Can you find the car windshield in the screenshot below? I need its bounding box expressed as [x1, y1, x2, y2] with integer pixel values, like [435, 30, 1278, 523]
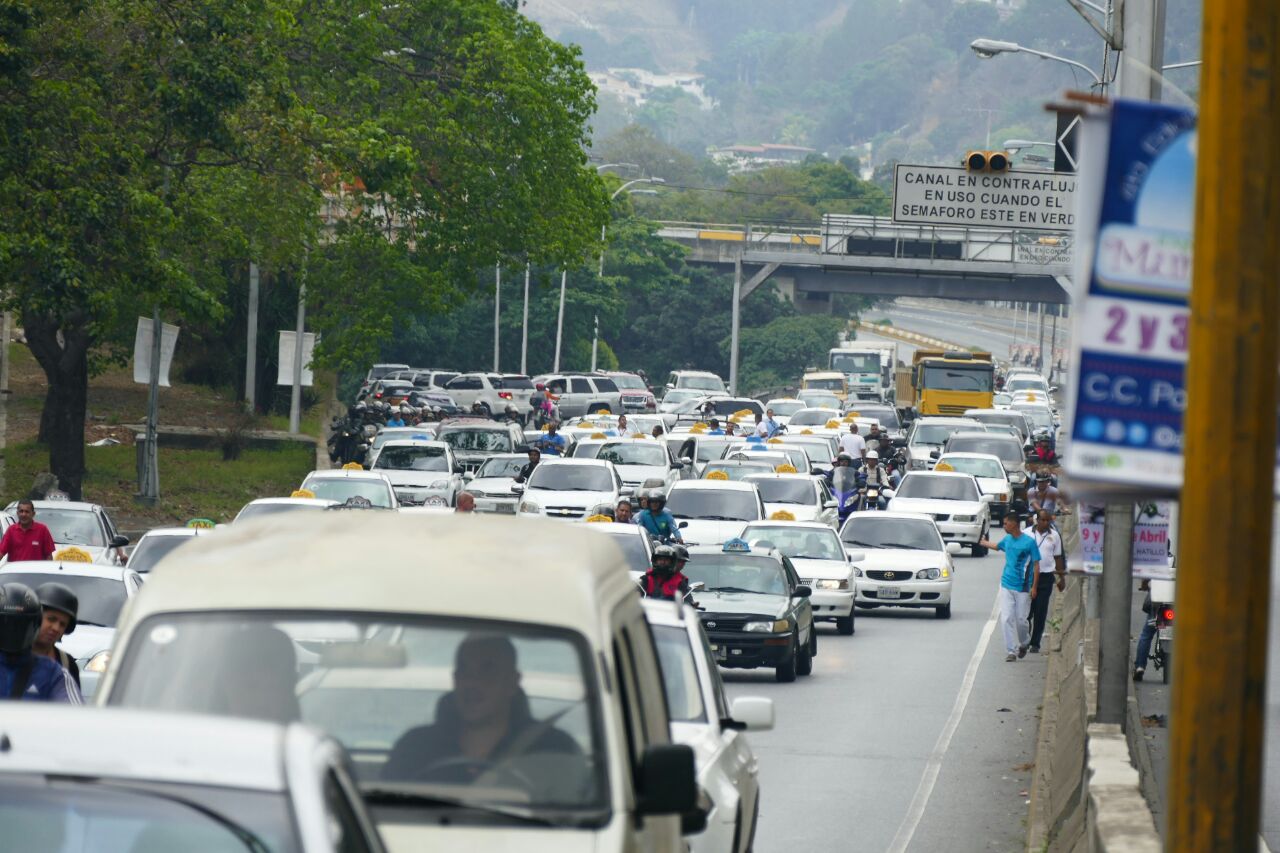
[946, 436, 1022, 465]
[730, 447, 808, 471]
[683, 553, 788, 595]
[302, 477, 394, 508]
[921, 365, 994, 392]
[662, 389, 703, 404]
[373, 446, 450, 472]
[0, 778, 301, 853]
[108, 613, 609, 825]
[897, 475, 980, 502]
[937, 457, 1006, 479]
[804, 378, 845, 391]
[850, 406, 900, 429]
[592, 528, 650, 574]
[798, 393, 841, 409]
[704, 399, 762, 417]
[611, 375, 646, 390]
[0, 574, 125, 626]
[597, 443, 667, 467]
[369, 365, 403, 380]
[694, 438, 734, 463]
[528, 464, 614, 492]
[35, 509, 106, 547]
[701, 462, 773, 481]
[680, 376, 724, 392]
[1016, 407, 1055, 429]
[787, 440, 834, 464]
[127, 535, 196, 573]
[830, 353, 881, 373]
[475, 457, 525, 478]
[841, 517, 943, 551]
[1007, 377, 1047, 392]
[667, 488, 760, 521]
[374, 429, 433, 450]
[970, 413, 1028, 437]
[789, 409, 840, 426]
[745, 477, 814, 505]
[766, 401, 805, 416]
[993, 393, 1013, 406]
[745, 526, 843, 561]
[235, 502, 330, 522]
[911, 423, 978, 446]
[651, 625, 706, 724]
[438, 429, 512, 452]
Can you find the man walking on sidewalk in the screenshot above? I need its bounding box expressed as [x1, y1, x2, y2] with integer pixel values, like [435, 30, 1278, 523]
[980, 514, 1039, 661]
[1027, 510, 1066, 653]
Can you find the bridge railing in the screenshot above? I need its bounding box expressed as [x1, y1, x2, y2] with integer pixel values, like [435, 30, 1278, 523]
[656, 216, 1073, 269]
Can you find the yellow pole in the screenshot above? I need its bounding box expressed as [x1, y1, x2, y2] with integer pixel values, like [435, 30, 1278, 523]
[1167, 0, 1280, 847]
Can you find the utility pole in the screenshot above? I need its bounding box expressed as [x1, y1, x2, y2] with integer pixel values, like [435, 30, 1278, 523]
[0, 310, 10, 394]
[245, 262, 259, 412]
[289, 259, 307, 435]
[1049, 310, 1059, 384]
[493, 264, 501, 372]
[553, 270, 566, 373]
[1167, 0, 1279, 846]
[1096, 503, 1134, 726]
[140, 308, 162, 502]
[590, 315, 599, 371]
[729, 256, 742, 396]
[520, 264, 529, 375]
[1036, 303, 1046, 373]
[1117, 0, 1167, 100]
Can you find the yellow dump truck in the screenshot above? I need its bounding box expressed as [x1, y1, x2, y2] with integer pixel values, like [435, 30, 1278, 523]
[897, 350, 994, 416]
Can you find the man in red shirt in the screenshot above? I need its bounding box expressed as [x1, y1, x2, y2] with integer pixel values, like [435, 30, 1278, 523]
[0, 501, 56, 561]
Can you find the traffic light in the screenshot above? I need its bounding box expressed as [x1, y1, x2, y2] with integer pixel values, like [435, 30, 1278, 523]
[963, 150, 1011, 172]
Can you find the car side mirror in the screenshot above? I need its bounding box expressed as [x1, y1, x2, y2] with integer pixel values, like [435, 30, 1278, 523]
[680, 456, 693, 466]
[893, 437, 908, 447]
[793, 584, 812, 598]
[511, 482, 525, 494]
[636, 744, 697, 816]
[845, 550, 865, 562]
[462, 471, 474, 481]
[882, 489, 896, 500]
[823, 500, 838, 509]
[678, 521, 689, 529]
[110, 534, 129, 548]
[724, 696, 775, 733]
[980, 494, 996, 503]
[452, 464, 465, 474]
[946, 542, 964, 555]
[689, 581, 706, 593]
[929, 449, 940, 459]
[1049, 386, 1058, 394]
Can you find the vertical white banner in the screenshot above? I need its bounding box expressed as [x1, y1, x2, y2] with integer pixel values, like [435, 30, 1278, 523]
[277, 331, 316, 386]
[132, 318, 180, 387]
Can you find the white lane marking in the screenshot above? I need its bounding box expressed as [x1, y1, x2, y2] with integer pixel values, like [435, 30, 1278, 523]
[886, 594, 1001, 853]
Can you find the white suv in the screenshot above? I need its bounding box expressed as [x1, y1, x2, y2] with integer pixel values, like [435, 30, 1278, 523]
[665, 370, 726, 395]
[444, 372, 524, 417]
[535, 374, 623, 418]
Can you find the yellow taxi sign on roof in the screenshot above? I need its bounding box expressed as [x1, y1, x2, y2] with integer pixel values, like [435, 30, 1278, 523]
[586, 514, 613, 523]
[800, 429, 814, 435]
[578, 421, 596, 429]
[775, 464, 798, 474]
[186, 518, 216, 529]
[766, 437, 784, 444]
[595, 409, 611, 415]
[291, 489, 316, 499]
[934, 461, 955, 472]
[590, 432, 607, 439]
[341, 462, 364, 470]
[825, 420, 841, 429]
[54, 547, 92, 563]
[706, 470, 729, 480]
[631, 433, 649, 439]
[769, 509, 797, 521]
[734, 409, 754, 418]
[541, 423, 551, 431]
[844, 412, 860, 420]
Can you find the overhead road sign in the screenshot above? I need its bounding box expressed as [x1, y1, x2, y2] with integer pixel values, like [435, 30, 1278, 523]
[892, 164, 1077, 231]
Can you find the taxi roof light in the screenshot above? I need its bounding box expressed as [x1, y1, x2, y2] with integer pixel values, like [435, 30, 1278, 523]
[722, 537, 752, 553]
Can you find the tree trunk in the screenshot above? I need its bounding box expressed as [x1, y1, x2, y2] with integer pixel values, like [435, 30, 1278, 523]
[22, 310, 90, 500]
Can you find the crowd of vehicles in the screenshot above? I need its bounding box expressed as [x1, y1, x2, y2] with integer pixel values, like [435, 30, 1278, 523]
[0, 352, 1067, 852]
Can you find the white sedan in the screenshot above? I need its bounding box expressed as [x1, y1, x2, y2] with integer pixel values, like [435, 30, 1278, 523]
[840, 511, 956, 618]
[464, 453, 526, 514]
[515, 458, 622, 521]
[934, 452, 1013, 521]
[742, 474, 838, 526]
[666, 480, 765, 546]
[300, 469, 399, 509]
[126, 527, 211, 573]
[643, 599, 772, 853]
[4, 500, 129, 566]
[369, 439, 464, 507]
[742, 521, 857, 634]
[886, 470, 993, 556]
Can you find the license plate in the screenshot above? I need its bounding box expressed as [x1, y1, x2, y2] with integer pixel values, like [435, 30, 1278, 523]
[1158, 627, 1174, 641]
[878, 586, 901, 599]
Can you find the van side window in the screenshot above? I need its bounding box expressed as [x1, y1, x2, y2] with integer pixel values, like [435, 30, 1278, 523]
[612, 635, 645, 780]
[624, 616, 672, 744]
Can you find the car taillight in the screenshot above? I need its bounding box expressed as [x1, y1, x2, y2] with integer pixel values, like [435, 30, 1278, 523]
[1161, 607, 1174, 622]
[498, 391, 513, 399]
[374, 392, 383, 398]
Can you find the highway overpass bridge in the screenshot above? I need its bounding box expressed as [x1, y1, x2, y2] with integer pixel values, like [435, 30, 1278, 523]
[657, 215, 1073, 311]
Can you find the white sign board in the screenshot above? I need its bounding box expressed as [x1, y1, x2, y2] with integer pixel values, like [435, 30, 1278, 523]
[1073, 501, 1175, 580]
[132, 318, 180, 387]
[892, 164, 1077, 231]
[277, 331, 316, 387]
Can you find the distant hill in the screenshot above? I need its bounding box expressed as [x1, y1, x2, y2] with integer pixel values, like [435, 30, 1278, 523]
[524, 0, 709, 71]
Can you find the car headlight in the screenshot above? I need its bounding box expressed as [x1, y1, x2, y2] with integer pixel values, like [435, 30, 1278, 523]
[743, 619, 790, 633]
[953, 515, 975, 522]
[915, 568, 943, 580]
[996, 493, 1009, 501]
[427, 479, 449, 490]
[816, 579, 850, 590]
[84, 650, 111, 673]
[519, 500, 541, 513]
[851, 567, 863, 577]
[909, 458, 926, 470]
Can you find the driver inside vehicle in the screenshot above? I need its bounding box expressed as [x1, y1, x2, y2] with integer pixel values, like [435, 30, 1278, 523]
[382, 633, 581, 785]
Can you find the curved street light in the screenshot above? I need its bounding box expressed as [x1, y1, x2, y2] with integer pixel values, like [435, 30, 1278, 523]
[970, 38, 1103, 86]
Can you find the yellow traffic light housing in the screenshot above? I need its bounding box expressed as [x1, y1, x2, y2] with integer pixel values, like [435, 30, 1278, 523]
[963, 150, 1011, 172]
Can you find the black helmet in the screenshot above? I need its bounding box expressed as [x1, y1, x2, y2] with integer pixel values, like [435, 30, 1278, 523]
[0, 583, 42, 654]
[652, 544, 678, 572]
[835, 452, 853, 466]
[648, 488, 667, 506]
[1036, 472, 1052, 483]
[673, 544, 690, 564]
[36, 582, 78, 635]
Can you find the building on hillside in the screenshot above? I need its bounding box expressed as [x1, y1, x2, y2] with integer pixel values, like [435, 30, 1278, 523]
[708, 144, 818, 174]
[589, 68, 716, 110]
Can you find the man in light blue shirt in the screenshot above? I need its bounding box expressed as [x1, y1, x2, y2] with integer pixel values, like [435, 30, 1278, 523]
[980, 514, 1040, 661]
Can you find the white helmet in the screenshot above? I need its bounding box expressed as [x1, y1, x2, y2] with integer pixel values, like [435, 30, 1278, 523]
[866, 450, 879, 461]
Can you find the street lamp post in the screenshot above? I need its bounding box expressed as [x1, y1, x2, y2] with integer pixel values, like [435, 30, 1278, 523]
[970, 38, 1104, 87]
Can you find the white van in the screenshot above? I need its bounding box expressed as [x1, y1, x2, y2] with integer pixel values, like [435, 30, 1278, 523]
[98, 514, 698, 852]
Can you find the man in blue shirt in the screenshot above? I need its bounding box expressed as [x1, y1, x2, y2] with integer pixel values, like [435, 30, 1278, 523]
[536, 422, 566, 456]
[634, 490, 682, 543]
[980, 514, 1040, 661]
[705, 419, 724, 436]
[0, 582, 81, 703]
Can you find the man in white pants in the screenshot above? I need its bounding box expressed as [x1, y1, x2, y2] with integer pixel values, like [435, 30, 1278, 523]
[980, 513, 1039, 661]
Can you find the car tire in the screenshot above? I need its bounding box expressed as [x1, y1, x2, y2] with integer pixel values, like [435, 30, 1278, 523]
[810, 626, 818, 656]
[797, 633, 814, 676]
[935, 603, 952, 619]
[837, 613, 855, 635]
[775, 646, 798, 683]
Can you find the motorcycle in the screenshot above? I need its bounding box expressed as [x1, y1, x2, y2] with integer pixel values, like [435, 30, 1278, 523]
[1148, 579, 1175, 684]
[830, 466, 865, 526]
[328, 417, 367, 467]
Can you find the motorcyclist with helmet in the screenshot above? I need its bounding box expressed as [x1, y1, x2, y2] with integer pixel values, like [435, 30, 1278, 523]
[862, 450, 891, 508]
[640, 544, 692, 602]
[33, 583, 81, 690]
[1028, 431, 1059, 464]
[1028, 473, 1064, 515]
[0, 582, 81, 702]
[635, 488, 682, 543]
[824, 452, 855, 489]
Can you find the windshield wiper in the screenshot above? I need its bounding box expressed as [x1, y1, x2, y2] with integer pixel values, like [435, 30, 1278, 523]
[703, 586, 757, 594]
[878, 542, 924, 550]
[694, 514, 743, 521]
[361, 786, 570, 827]
[843, 539, 877, 547]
